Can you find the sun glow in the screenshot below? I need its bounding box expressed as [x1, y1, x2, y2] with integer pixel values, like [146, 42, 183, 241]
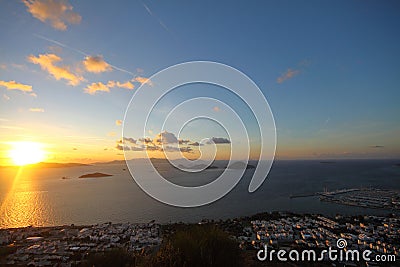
[9, 141, 46, 166]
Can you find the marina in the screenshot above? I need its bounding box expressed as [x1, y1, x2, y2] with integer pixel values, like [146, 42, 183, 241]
[290, 187, 400, 212]
[320, 188, 400, 211]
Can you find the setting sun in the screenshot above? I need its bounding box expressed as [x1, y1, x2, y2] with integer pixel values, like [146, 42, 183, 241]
[9, 142, 46, 166]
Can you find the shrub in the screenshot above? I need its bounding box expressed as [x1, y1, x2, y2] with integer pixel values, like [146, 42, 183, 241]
[150, 225, 242, 267]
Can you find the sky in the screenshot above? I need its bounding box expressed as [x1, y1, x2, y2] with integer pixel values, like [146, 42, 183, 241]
[0, 0, 399, 165]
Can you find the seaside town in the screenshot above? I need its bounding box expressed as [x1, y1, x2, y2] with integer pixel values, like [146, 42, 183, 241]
[1, 212, 399, 266]
[0, 222, 161, 266]
[244, 213, 399, 265]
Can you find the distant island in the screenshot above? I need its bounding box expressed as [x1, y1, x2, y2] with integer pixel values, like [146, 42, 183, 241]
[176, 162, 255, 171]
[78, 172, 113, 178]
[227, 161, 256, 169]
[177, 164, 218, 170]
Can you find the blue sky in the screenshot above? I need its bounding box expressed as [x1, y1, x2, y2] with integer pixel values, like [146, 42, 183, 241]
[0, 0, 399, 163]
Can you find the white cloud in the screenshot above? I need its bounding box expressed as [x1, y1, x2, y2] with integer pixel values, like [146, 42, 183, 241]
[0, 80, 32, 92]
[155, 131, 178, 144]
[29, 108, 45, 112]
[85, 80, 135, 95]
[23, 0, 81, 31]
[83, 55, 112, 73]
[28, 53, 84, 86]
[84, 82, 109, 95]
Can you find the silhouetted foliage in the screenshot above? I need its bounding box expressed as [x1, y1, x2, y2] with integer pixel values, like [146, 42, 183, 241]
[149, 225, 242, 267]
[81, 248, 136, 267]
[0, 245, 17, 260]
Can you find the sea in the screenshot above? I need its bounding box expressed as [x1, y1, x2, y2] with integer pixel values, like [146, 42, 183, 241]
[0, 159, 399, 229]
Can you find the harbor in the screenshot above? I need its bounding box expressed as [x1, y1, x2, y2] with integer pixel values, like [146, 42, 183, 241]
[290, 187, 400, 211]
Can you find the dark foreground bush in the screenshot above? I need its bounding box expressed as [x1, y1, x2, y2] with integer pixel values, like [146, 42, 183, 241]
[149, 225, 242, 267]
[0, 245, 18, 260]
[79, 225, 242, 267]
[81, 248, 136, 267]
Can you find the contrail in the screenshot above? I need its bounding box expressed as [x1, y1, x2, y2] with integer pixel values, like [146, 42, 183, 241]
[34, 33, 88, 56]
[141, 2, 171, 33]
[108, 64, 135, 76]
[142, 2, 153, 15]
[33, 33, 135, 76]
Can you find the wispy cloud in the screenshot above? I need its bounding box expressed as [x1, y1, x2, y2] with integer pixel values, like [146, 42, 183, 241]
[107, 81, 134, 90]
[29, 108, 45, 112]
[132, 76, 152, 86]
[28, 53, 84, 86]
[84, 82, 110, 95]
[206, 137, 231, 144]
[277, 60, 311, 84]
[23, 0, 81, 31]
[119, 131, 230, 154]
[277, 68, 300, 84]
[83, 55, 112, 73]
[84, 80, 135, 95]
[0, 80, 33, 92]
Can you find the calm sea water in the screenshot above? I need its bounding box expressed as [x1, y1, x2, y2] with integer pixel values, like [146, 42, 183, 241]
[0, 159, 399, 228]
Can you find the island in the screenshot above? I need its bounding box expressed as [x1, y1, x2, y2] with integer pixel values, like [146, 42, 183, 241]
[177, 164, 218, 170]
[78, 172, 113, 178]
[227, 161, 256, 170]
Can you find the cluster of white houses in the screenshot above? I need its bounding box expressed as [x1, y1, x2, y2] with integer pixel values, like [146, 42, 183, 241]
[1, 213, 399, 266]
[236, 214, 399, 263]
[0, 222, 161, 266]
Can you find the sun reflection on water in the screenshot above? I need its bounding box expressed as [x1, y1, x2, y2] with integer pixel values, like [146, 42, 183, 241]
[0, 167, 50, 228]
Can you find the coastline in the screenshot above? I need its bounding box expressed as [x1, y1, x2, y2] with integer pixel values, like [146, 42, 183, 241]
[1, 211, 399, 266]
